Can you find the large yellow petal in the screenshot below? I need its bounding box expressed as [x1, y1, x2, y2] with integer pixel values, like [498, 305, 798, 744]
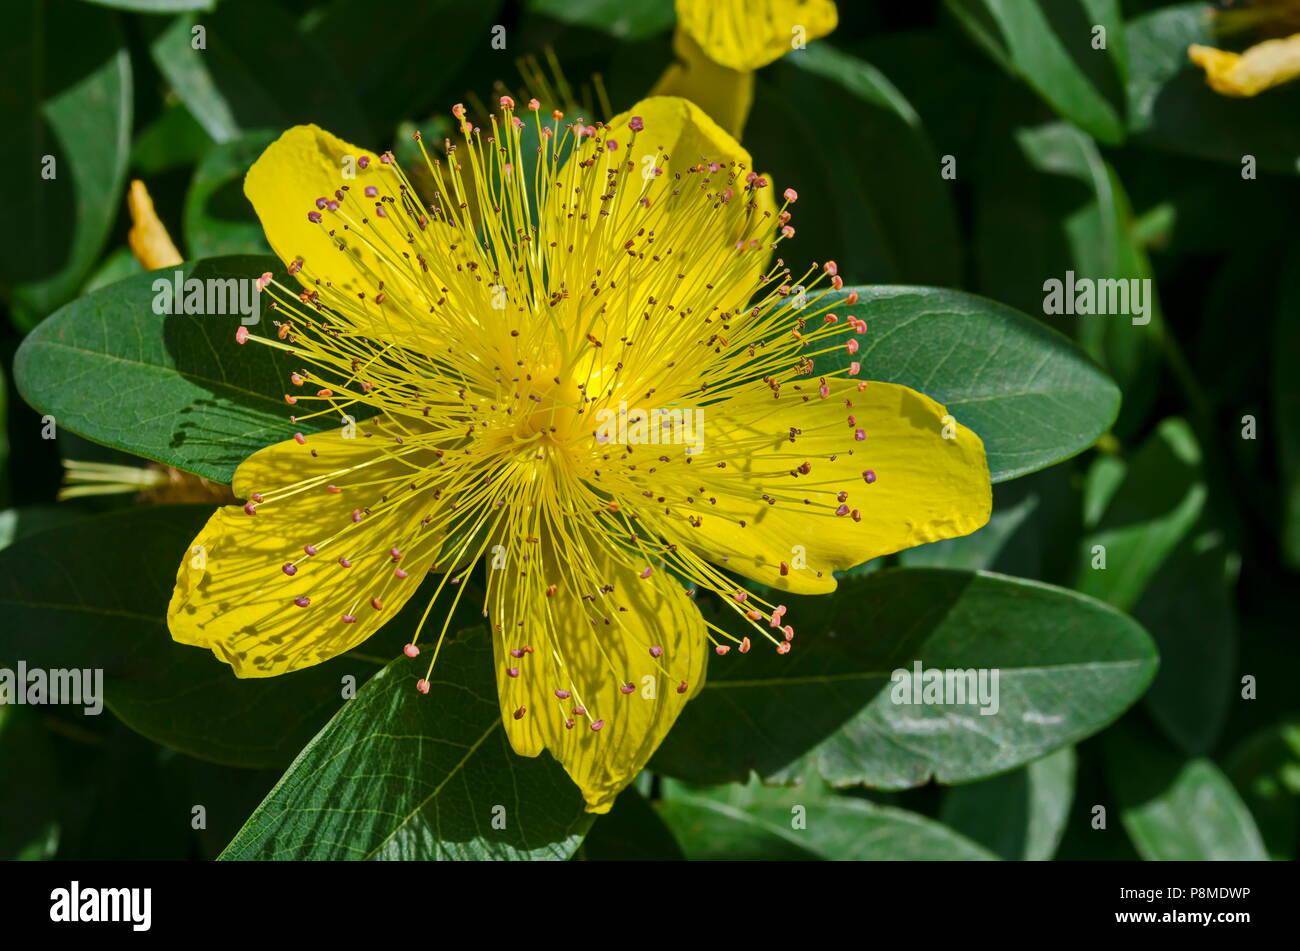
[490, 534, 707, 813]
[651, 28, 756, 138]
[244, 125, 460, 342]
[676, 0, 838, 72]
[577, 96, 777, 319]
[1189, 34, 1300, 96]
[645, 380, 991, 594]
[168, 421, 448, 677]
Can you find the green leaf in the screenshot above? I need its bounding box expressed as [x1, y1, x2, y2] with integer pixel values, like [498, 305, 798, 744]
[1076, 418, 1206, 612]
[131, 100, 215, 177]
[0, 706, 61, 860]
[148, 1, 370, 145]
[220, 639, 593, 860]
[528, 0, 674, 40]
[949, 0, 1128, 144]
[83, 0, 215, 10]
[818, 285, 1120, 482]
[657, 795, 997, 860]
[1224, 719, 1300, 861]
[1274, 242, 1300, 570]
[0, 0, 132, 328]
[653, 568, 1157, 790]
[939, 746, 1076, 860]
[577, 786, 685, 860]
[14, 255, 330, 485]
[184, 130, 277, 258]
[0, 505, 387, 769]
[1126, 2, 1300, 175]
[304, 0, 506, 129]
[973, 110, 1162, 436]
[1106, 720, 1268, 861]
[750, 43, 963, 286]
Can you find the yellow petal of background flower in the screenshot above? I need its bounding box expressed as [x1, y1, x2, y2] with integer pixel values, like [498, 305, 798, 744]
[168, 423, 446, 677]
[1189, 34, 1300, 96]
[127, 179, 183, 269]
[644, 380, 991, 594]
[651, 28, 756, 138]
[676, 0, 838, 72]
[491, 536, 706, 813]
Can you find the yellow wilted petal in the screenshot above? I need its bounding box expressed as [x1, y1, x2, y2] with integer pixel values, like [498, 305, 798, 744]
[492, 537, 706, 813]
[651, 28, 756, 138]
[127, 180, 182, 269]
[676, 0, 838, 72]
[1189, 34, 1300, 96]
[168, 422, 447, 677]
[641, 380, 991, 594]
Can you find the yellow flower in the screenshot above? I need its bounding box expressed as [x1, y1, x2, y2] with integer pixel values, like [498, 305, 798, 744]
[653, 0, 838, 136]
[1189, 0, 1300, 96]
[167, 96, 990, 813]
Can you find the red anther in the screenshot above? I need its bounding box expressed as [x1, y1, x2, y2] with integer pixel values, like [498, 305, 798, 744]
[235, 327, 250, 344]
[781, 225, 795, 239]
[507, 667, 519, 678]
[510, 648, 524, 658]
[780, 561, 790, 576]
[394, 568, 408, 579]
[452, 103, 466, 119]
[545, 584, 558, 597]
[590, 719, 605, 731]
[715, 645, 731, 655]
[835, 504, 850, 516]
[746, 610, 762, 620]
[846, 290, 859, 304]
[551, 109, 564, 120]
[416, 679, 430, 694]
[326, 485, 341, 493]
[565, 718, 575, 729]
[784, 188, 798, 202]
[798, 461, 812, 474]
[555, 689, 571, 700]
[572, 706, 587, 716]
[832, 275, 844, 290]
[338, 557, 352, 568]
[858, 381, 868, 391]
[308, 211, 322, 223]
[855, 429, 867, 441]
[649, 645, 664, 658]
[290, 373, 304, 386]
[628, 116, 644, 131]
[304, 544, 318, 556]
[282, 563, 297, 576]
[864, 470, 877, 484]
[527, 98, 540, 111]
[370, 597, 384, 611]
[284, 394, 297, 405]
[293, 432, 306, 444]
[676, 681, 688, 694]
[740, 637, 752, 654]
[351, 510, 363, 523]
[849, 361, 861, 376]
[640, 566, 653, 578]
[316, 388, 334, 398]
[523, 646, 534, 654]
[777, 641, 792, 655]
[499, 95, 515, 110]
[288, 259, 303, 275]
[250, 493, 264, 503]
[783, 625, 794, 641]
[293, 596, 310, 607]
[824, 260, 838, 276]
[734, 590, 749, 602]
[390, 548, 403, 561]
[818, 383, 830, 399]
[403, 643, 420, 657]
[341, 614, 356, 623]
[620, 682, 634, 694]
[847, 339, 859, 355]
[513, 706, 526, 720]
[851, 509, 862, 522]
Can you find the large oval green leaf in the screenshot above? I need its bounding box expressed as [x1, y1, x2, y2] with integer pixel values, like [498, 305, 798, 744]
[652, 568, 1157, 789]
[13, 256, 330, 485]
[0, 505, 389, 769]
[819, 286, 1120, 482]
[220, 639, 593, 861]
